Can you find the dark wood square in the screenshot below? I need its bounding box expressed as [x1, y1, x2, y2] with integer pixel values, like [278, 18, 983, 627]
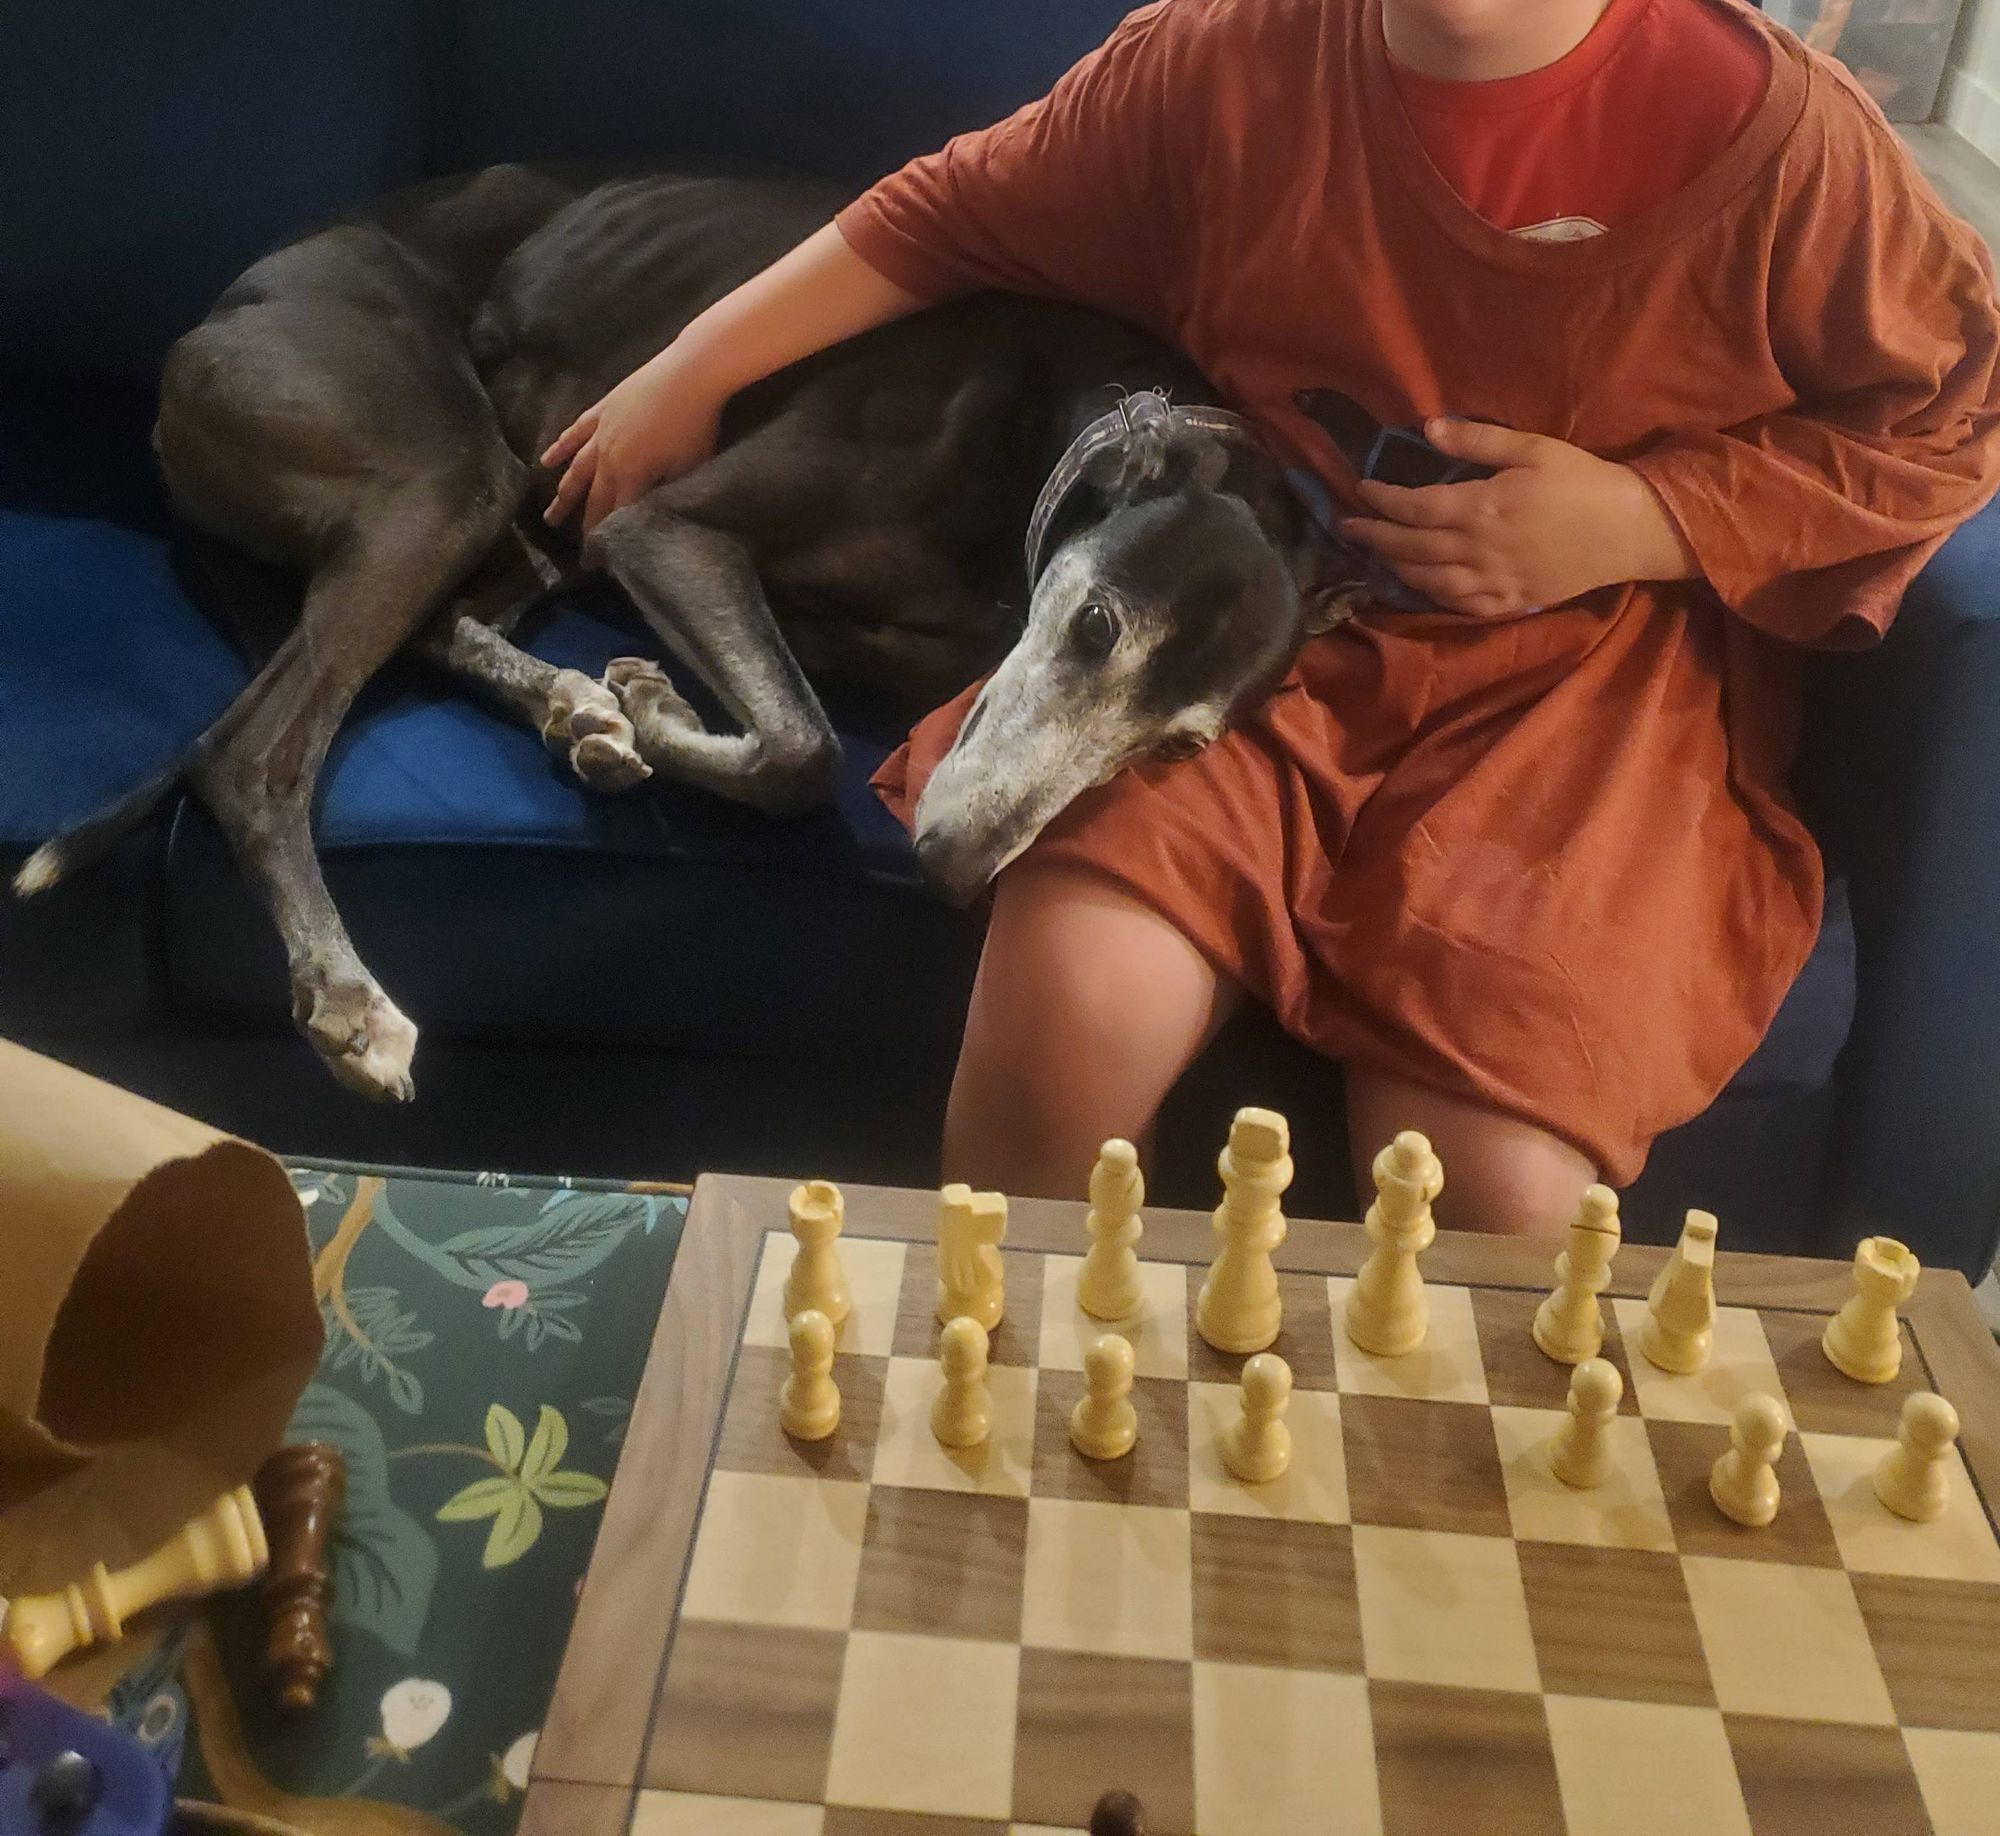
[1189, 1514, 1363, 1671]
[1339, 1393, 1512, 1536]
[713, 1344, 886, 1482]
[1757, 1307, 1930, 1437]
[1515, 1541, 1716, 1707]
[1187, 1269, 1339, 1391]
[1850, 1572, 2000, 1732]
[1032, 1369, 1190, 1508]
[644, 1618, 845, 1800]
[1645, 1418, 1842, 1566]
[851, 1486, 1029, 1643]
[1725, 1715, 1932, 1836]
[1470, 1284, 1640, 1414]
[822, 1814, 1008, 1835]
[1013, 1647, 1196, 1834]
[1370, 1679, 1565, 1836]
[892, 1242, 1045, 1368]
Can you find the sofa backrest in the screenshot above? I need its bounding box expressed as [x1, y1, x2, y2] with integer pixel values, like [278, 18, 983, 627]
[1, 0, 1133, 379]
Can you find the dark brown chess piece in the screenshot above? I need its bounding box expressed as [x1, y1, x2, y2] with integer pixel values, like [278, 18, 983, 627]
[252, 1440, 346, 1714]
[1090, 1790, 1148, 1835]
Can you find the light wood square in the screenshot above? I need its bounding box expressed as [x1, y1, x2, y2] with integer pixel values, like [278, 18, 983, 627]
[1327, 1278, 1489, 1405]
[1800, 1431, 2000, 1582]
[1192, 1662, 1382, 1835]
[1903, 1728, 2000, 1836]
[1038, 1253, 1189, 1378]
[1491, 1405, 1676, 1552]
[824, 1630, 1020, 1819]
[682, 1470, 870, 1630]
[1021, 1497, 1193, 1660]
[746, 1231, 908, 1358]
[1680, 1553, 1895, 1724]
[1186, 1381, 1348, 1523]
[1350, 1523, 1541, 1694]
[633, 1794, 825, 1835]
[1543, 1696, 1751, 1836]
[1611, 1301, 1785, 1426]
[871, 1356, 1037, 1497]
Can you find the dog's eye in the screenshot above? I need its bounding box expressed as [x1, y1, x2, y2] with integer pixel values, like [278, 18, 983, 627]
[1071, 602, 1118, 663]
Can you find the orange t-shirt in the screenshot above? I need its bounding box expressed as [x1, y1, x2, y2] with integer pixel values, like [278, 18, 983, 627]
[1393, 0, 1770, 239]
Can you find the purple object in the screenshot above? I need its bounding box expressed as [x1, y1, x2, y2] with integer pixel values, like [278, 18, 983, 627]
[0, 1675, 167, 1836]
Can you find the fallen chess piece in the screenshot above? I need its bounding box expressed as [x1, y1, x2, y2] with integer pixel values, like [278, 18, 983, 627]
[1710, 1392, 1787, 1527]
[1874, 1391, 1960, 1522]
[1196, 1108, 1293, 1355]
[1091, 1788, 1149, 1835]
[1823, 1235, 1921, 1385]
[1071, 1333, 1139, 1460]
[784, 1179, 852, 1328]
[2, 1486, 268, 1679]
[1344, 1130, 1441, 1358]
[1533, 1186, 1621, 1364]
[1640, 1210, 1718, 1374]
[1223, 1353, 1294, 1484]
[1547, 1357, 1623, 1489]
[253, 1439, 347, 1715]
[781, 1308, 841, 1440]
[1078, 1138, 1146, 1320]
[936, 1183, 1009, 1330]
[932, 1315, 994, 1448]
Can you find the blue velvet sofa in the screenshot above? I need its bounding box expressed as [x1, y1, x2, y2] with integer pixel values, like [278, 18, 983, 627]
[3, 3, 1997, 1274]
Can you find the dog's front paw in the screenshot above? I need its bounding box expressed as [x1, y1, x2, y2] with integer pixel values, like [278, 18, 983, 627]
[295, 975, 418, 1102]
[544, 667, 650, 791]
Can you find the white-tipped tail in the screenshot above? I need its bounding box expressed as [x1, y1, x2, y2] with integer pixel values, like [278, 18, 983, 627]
[12, 843, 63, 898]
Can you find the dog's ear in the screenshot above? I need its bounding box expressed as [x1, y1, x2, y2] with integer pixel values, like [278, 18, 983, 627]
[1302, 580, 1364, 633]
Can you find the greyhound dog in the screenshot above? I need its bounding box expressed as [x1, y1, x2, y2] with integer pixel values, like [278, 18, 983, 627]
[15, 166, 1346, 1101]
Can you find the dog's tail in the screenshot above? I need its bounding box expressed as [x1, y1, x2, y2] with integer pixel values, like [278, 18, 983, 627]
[12, 760, 188, 898]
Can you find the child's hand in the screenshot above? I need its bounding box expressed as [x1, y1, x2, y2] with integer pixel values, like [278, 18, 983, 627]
[1340, 419, 1696, 617]
[542, 345, 725, 535]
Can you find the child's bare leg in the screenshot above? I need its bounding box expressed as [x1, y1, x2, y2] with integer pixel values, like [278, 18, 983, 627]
[945, 864, 1239, 1197]
[1345, 1067, 1597, 1239]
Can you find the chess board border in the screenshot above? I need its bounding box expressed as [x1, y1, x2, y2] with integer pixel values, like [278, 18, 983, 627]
[519, 1173, 2000, 1836]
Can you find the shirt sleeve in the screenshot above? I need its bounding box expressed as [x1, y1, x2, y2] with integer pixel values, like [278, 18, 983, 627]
[1625, 70, 2000, 649]
[834, 1, 1212, 338]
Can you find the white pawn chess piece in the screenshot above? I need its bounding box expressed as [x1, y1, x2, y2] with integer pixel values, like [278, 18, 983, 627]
[1709, 1392, 1788, 1527]
[1078, 1139, 1146, 1321]
[1533, 1186, 1622, 1365]
[1070, 1333, 1139, 1460]
[1640, 1210, 1718, 1374]
[783, 1179, 851, 1328]
[1873, 1391, 1960, 1522]
[935, 1183, 1009, 1330]
[1343, 1131, 1442, 1358]
[1197, 1109, 1294, 1354]
[1222, 1353, 1293, 1484]
[1547, 1358, 1623, 1489]
[931, 1315, 993, 1448]
[1823, 1236, 1921, 1385]
[780, 1308, 841, 1441]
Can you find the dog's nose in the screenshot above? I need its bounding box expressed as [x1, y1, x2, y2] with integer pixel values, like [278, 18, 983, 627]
[913, 826, 992, 909]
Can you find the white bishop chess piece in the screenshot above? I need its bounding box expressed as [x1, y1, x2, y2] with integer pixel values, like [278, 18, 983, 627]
[1873, 1391, 1959, 1522]
[1823, 1236, 1921, 1385]
[783, 1179, 851, 1328]
[1222, 1353, 1293, 1484]
[1196, 1109, 1294, 1355]
[935, 1183, 1009, 1330]
[1344, 1131, 1443, 1358]
[1078, 1138, 1146, 1321]
[1533, 1186, 1621, 1364]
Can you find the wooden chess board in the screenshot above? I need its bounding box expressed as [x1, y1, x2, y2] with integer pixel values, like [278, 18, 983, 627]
[523, 1174, 2000, 1836]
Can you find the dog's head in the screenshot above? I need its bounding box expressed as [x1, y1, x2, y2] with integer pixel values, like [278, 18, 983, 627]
[912, 394, 1348, 905]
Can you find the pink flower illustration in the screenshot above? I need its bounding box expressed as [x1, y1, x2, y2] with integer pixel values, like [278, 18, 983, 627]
[482, 1279, 530, 1311]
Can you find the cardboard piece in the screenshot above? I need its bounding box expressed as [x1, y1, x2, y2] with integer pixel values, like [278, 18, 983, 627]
[0, 1041, 322, 1599]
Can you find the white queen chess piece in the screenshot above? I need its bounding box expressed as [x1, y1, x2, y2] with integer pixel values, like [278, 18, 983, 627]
[1196, 1108, 1294, 1355]
[935, 1183, 1008, 1330]
[1077, 1138, 1146, 1321]
[1344, 1131, 1443, 1358]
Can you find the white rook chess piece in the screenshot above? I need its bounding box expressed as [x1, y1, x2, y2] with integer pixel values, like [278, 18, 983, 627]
[1196, 1109, 1294, 1355]
[1222, 1353, 1293, 1484]
[1640, 1210, 1718, 1374]
[1078, 1139, 1146, 1321]
[931, 1315, 993, 1448]
[783, 1179, 851, 1328]
[1709, 1392, 1787, 1527]
[1344, 1131, 1443, 1358]
[1823, 1236, 1921, 1385]
[935, 1183, 1008, 1330]
[1071, 1333, 1139, 1460]
[1547, 1358, 1623, 1488]
[1873, 1391, 1959, 1522]
[780, 1308, 841, 1441]
[1533, 1186, 1621, 1365]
